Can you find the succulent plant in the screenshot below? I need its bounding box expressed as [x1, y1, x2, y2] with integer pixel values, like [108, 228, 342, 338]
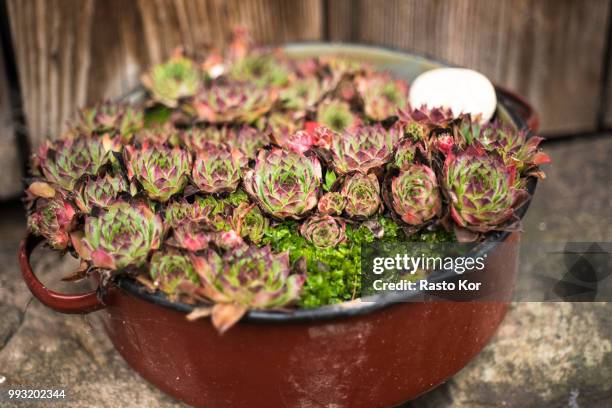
[319, 56, 367, 86]
[75, 174, 128, 214]
[356, 73, 409, 120]
[394, 137, 429, 169]
[232, 203, 269, 244]
[229, 52, 290, 87]
[135, 124, 181, 146]
[23, 28, 550, 316]
[190, 245, 304, 332]
[465, 122, 551, 177]
[443, 146, 528, 240]
[280, 77, 323, 112]
[149, 251, 199, 297]
[141, 51, 202, 107]
[388, 164, 441, 226]
[164, 197, 212, 229]
[76, 101, 144, 137]
[299, 215, 346, 249]
[324, 124, 401, 175]
[190, 82, 275, 123]
[273, 130, 318, 154]
[398, 105, 456, 142]
[192, 142, 244, 194]
[341, 173, 381, 219]
[124, 143, 192, 202]
[169, 220, 215, 252]
[243, 148, 322, 219]
[27, 196, 77, 249]
[317, 192, 346, 215]
[265, 111, 301, 138]
[181, 126, 228, 151]
[226, 125, 270, 159]
[316, 99, 358, 132]
[38, 136, 110, 190]
[75, 201, 163, 269]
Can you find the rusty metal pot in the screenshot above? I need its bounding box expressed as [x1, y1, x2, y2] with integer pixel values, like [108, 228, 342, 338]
[19, 44, 537, 408]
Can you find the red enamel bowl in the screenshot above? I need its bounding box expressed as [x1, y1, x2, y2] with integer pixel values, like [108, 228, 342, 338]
[19, 44, 538, 408]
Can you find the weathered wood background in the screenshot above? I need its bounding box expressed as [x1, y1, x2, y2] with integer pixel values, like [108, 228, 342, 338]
[1, 0, 611, 197]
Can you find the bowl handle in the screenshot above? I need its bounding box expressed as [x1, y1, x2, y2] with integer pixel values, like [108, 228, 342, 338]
[19, 234, 105, 314]
[496, 86, 540, 133]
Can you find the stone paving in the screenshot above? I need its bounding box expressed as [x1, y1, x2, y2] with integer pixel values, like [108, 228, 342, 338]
[0, 135, 611, 407]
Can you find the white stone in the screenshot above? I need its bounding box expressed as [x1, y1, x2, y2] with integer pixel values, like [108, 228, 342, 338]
[409, 68, 497, 123]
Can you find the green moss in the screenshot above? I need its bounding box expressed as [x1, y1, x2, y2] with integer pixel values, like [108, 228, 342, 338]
[262, 217, 454, 308]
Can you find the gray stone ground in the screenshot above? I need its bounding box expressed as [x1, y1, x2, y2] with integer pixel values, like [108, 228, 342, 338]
[0, 135, 611, 407]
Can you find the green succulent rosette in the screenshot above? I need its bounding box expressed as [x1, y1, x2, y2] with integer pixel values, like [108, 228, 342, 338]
[243, 148, 322, 219]
[124, 143, 192, 202]
[388, 164, 441, 226]
[142, 52, 202, 107]
[76, 201, 163, 270]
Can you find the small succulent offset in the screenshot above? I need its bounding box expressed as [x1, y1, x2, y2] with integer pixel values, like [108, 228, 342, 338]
[317, 192, 346, 216]
[316, 99, 358, 132]
[231, 203, 269, 244]
[75, 201, 163, 270]
[229, 52, 290, 88]
[243, 149, 322, 219]
[341, 173, 381, 219]
[27, 196, 76, 249]
[191, 246, 305, 332]
[387, 164, 442, 227]
[356, 73, 409, 121]
[142, 50, 202, 107]
[300, 215, 346, 249]
[24, 28, 549, 329]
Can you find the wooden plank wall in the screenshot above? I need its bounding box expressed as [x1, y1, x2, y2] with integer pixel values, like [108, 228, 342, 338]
[328, 0, 612, 135]
[2, 0, 612, 169]
[0, 39, 22, 198]
[6, 0, 323, 148]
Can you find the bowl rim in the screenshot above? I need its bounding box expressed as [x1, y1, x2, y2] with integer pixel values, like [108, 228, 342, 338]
[117, 42, 538, 323]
